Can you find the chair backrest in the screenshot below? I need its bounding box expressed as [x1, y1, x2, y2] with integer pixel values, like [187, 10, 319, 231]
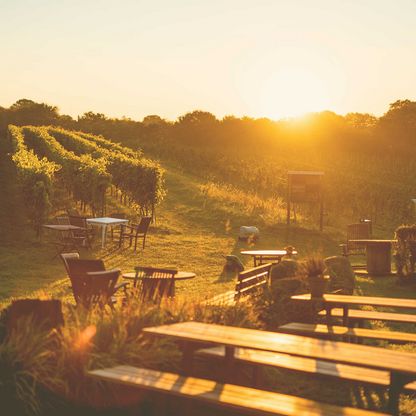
[134, 266, 178, 299]
[60, 252, 80, 275]
[134, 266, 177, 279]
[235, 263, 272, 301]
[346, 222, 372, 252]
[68, 215, 88, 228]
[84, 269, 121, 307]
[64, 258, 106, 305]
[137, 216, 152, 234]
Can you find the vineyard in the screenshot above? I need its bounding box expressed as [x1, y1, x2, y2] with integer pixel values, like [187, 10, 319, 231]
[119, 133, 416, 231]
[5, 125, 165, 232]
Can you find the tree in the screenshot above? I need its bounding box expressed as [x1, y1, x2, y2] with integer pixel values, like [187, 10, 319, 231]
[9, 98, 60, 126]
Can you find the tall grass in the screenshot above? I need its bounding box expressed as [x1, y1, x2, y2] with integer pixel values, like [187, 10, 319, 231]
[0, 296, 259, 415]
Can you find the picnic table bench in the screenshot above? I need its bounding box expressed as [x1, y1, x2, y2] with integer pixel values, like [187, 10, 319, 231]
[279, 322, 416, 344]
[143, 321, 416, 414]
[88, 365, 386, 416]
[291, 294, 416, 327]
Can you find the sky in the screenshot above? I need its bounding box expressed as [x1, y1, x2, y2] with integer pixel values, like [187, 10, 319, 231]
[1, 0, 416, 121]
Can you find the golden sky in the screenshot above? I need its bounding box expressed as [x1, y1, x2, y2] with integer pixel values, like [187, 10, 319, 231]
[2, 0, 416, 120]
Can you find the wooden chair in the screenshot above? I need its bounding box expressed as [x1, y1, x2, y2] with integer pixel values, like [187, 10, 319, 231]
[68, 215, 93, 248]
[133, 266, 178, 300]
[84, 269, 122, 308]
[50, 217, 80, 255]
[118, 216, 151, 251]
[60, 254, 128, 308]
[340, 222, 372, 265]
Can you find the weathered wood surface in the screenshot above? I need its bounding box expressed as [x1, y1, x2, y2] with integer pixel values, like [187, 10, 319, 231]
[88, 365, 387, 416]
[317, 308, 416, 324]
[291, 294, 416, 309]
[279, 322, 416, 343]
[143, 322, 416, 375]
[198, 346, 416, 391]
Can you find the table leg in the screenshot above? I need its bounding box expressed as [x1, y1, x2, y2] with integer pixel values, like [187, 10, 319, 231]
[181, 341, 194, 375]
[342, 306, 349, 327]
[388, 372, 411, 415]
[325, 306, 333, 325]
[224, 346, 235, 382]
[366, 243, 391, 275]
[101, 225, 107, 248]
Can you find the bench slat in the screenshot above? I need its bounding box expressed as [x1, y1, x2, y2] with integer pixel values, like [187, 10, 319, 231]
[279, 322, 416, 343]
[318, 308, 416, 324]
[88, 365, 386, 416]
[198, 346, 416, 392]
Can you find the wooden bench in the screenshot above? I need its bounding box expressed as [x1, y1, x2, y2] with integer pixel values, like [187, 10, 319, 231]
[318, 308, 416, 326]
[88, 365, 387, 415]
[197, 346, 416, 393]
[279, 322, 416, 343]
[204, 263, 272, 306]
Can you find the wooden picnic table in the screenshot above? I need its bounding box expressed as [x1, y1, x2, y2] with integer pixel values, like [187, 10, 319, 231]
[143, 321, 416, 414]
[241, 249, 297, 267]
[348, 239, 396, 275]
[291, 293, 416, 326]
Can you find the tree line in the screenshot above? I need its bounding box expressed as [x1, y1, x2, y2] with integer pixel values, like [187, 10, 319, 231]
[1, 98, 416, 158]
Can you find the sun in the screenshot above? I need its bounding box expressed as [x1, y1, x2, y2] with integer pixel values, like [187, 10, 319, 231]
[257, 67, 332, 119]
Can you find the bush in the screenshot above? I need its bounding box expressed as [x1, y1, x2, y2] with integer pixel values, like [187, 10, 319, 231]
[324, 256, 355, 294]
[254, 276, 313, 331]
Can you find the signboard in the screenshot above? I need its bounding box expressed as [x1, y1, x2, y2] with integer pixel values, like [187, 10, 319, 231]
[288, 171, 323, 203]
[287, 171, 324, 230]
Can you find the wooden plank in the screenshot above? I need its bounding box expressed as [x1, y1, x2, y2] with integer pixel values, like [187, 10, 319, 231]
[88, 365, 386, 416]
[198, 346, 416, 392]
[279, 322, 416, 343]
[318, 308, 416, 324]
[143, 322, 416, 375]
[291, 294, 416, 309]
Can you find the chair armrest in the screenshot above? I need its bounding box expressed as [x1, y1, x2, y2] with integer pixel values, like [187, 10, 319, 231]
[86, 269, 121, 277]
[114, 281, 129, 296]
[115, 282, 129, 291]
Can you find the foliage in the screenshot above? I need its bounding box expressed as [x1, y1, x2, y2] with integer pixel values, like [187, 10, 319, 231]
[0, 296, 259, 415]
[22, 127, 111, 214]
[254, 276, 310, 330]
[300, 257, 326, 277]
[6, 125, 58, 233]
[47, 127, 165, 214]
[4, 97, 416, 227]
[394, 224, 416, 284]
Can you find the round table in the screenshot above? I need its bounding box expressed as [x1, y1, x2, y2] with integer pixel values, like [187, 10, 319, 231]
[122, 271, 196, 298]
[241, 249, 298, 267]
[349, 239, 396, 276]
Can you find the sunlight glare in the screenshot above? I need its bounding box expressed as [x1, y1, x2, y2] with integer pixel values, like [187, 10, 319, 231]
[258, 67, 332, 119]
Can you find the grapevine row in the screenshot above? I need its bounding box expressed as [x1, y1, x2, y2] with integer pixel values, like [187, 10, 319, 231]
[7, 125, 58, 233]
[47, 127, 165, 212]
[22, 126, 111, 214]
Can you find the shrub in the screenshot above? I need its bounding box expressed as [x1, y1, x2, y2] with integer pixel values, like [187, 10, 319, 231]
[0, 296, 260, 415]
